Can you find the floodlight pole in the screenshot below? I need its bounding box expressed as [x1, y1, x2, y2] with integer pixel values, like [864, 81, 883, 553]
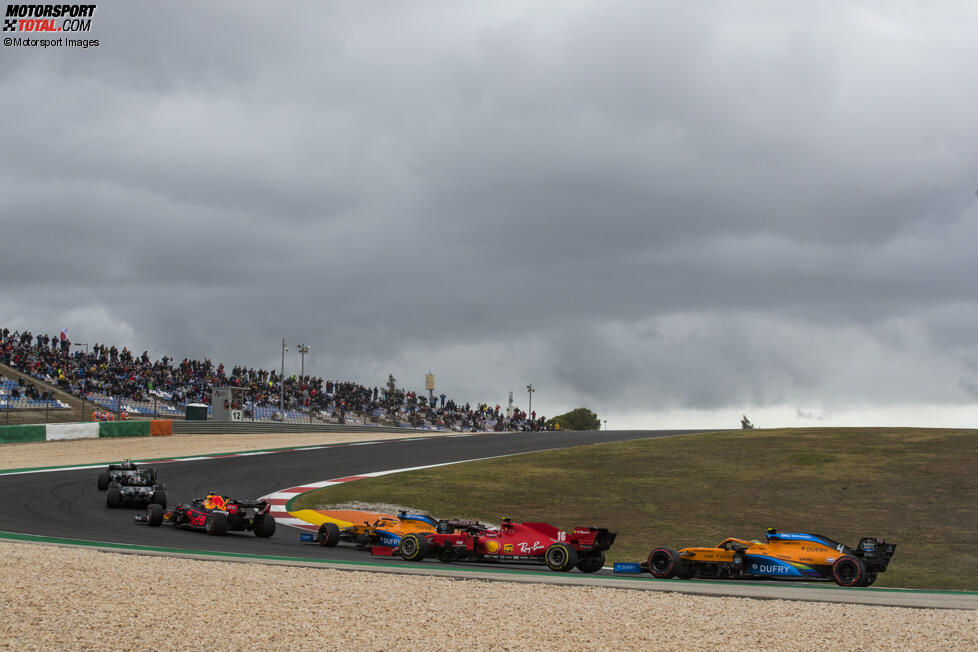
[526, 384, 535, 418]
[280, 338, 287, 412]
[298, 344, 309, 380]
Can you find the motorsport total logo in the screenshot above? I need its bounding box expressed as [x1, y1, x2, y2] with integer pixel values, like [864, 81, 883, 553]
[4, 4, 98, 48]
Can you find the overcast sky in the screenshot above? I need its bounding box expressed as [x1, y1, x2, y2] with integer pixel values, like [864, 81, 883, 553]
[3, 1, 978, 428]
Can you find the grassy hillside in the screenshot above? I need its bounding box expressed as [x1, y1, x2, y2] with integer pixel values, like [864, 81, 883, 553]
[293, 428, 978, 591]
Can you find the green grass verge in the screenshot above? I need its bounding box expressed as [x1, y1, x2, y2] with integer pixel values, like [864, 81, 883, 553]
[292, 427, 978, 591]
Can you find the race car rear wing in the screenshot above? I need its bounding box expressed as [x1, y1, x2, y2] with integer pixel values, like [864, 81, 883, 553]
[855, 537, 896, 571]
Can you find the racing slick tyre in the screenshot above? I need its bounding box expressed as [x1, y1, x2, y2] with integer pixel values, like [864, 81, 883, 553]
[150, 490, 167, 509]
[97, 472, 111, 491]
[146, 503, 164, 527]
[399, 533, 429, 562]
[254, 515, 276, 538]
[204, 513, 228, 536]
[575, 551, 606, 574]
[106, 487, 122, 509]
[647, 547, 683, 579]
[317, 522, 341, 547]
[832, 555, 867, 587]
[545, 543, 578, 572]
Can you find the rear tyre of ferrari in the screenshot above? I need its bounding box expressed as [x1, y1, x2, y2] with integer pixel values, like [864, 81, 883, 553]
[399, 533, 429, 562]
[575, 551, 605, 573]
[204, 513, 228, 536]
[146, 503, 164, 526]
[106, 487, 122, 509]
[545, 543, 578, 572]
[647, 547, 683, 579]
[97, 472, 110, 490]
[832, 555, 867, 587]
[317, 522, 341, 547]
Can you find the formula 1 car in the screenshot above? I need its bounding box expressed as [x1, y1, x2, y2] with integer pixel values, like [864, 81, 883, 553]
[310, 512, 486, 551]
[105, 467, 167, 510]
[97, 459, 158, 490]
[644, 528, 896, 587]
[397, 517, 617, 572]
[134, 493, 276, 537]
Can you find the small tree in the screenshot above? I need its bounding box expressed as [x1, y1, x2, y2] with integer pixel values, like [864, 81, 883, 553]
[546, 407, 600, 431]
[386, 374, 397, 396]
[741, 415, 755, 430]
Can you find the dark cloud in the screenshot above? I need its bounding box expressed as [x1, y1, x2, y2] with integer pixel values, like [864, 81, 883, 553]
[3, 1, 978, 426]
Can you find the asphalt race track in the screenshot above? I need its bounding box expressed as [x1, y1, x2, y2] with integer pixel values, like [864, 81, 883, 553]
[3, 428, 976, 610]
[0, 429, 698, 560]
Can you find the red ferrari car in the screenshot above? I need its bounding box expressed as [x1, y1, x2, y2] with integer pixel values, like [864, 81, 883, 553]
[398, 517, 616, 572]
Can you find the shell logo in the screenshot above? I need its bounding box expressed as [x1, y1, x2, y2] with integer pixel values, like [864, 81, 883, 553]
[485, 540, 500, 553]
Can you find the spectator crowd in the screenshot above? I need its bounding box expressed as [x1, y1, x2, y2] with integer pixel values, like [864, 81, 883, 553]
[0, 326, 551, 432]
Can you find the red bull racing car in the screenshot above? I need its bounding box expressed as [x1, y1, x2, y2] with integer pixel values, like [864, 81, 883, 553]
[397, 517, 616, 572]
[134, 493, 276, 537]
[644, 528, 896, 587]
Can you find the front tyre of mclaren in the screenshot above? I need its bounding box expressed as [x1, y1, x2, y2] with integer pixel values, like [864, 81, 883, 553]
[317, 522, 341, 547]
[647, 547, 683, 579]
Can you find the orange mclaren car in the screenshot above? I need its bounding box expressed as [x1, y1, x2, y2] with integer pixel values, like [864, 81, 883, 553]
[644, 528, 895, 587]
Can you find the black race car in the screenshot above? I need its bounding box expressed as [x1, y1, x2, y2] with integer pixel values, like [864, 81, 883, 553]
[105, 465, 167, 509]
[135, 493, 276, 537]
[97, 459, 158, 490]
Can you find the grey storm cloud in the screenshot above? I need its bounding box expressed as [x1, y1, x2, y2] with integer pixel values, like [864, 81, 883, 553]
[3, 0, 978, 425]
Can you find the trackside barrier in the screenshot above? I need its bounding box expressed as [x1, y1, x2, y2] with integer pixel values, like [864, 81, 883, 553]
[97, 421, 151, 438]
[0, 424, 46, 443]
[46, 423, 99, 441]
[149, 420, 172, 437]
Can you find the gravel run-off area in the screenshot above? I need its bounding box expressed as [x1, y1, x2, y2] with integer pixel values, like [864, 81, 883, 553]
[1, 432, 976, 650]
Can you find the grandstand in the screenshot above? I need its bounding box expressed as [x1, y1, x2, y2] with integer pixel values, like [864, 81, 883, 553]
[0, 326, 551, 431]
[0, 377, 70, 411]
